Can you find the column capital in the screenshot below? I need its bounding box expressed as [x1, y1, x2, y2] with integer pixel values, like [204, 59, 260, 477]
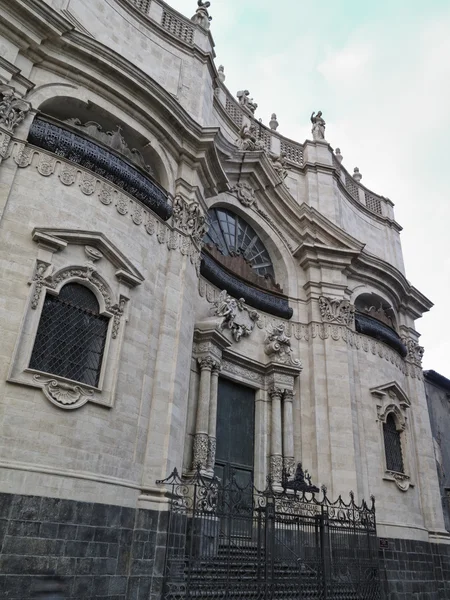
[283, 389, 295, 402]
[268, 386, 283, 400]
[211, 360, 222, 375]
[198, 356, 217, 371]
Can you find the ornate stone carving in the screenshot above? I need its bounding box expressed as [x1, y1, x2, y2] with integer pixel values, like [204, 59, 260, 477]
[172, 195, 208, 245]
[268, 386, 284, 400]
[0, 131, 11, 159]
[34, 375, 94, 410]
[236, 123, 265, 151]
[319, 296, 355, 326]
[283, 462, 320, 493]
[402, 338, 424, 366]
[335, 148, 343, 164]
[191, 0, 212, 29]
[212, 290, 260, 342]
[193, 432, 209, 470]
[64, 118, 154, 176]
[269, 113, 279, 131]
[230, 182, 255, 207]
[85, 246, 103, 262]
[31, 260, 53, 309]
[111, 296, 128, 339]
[264, 323, 301, 368]
[237, 90, 258, 114]
[270, 454, 283, 484]
[270, 152, 289, 180]
[207, 436, 217, 470]
[283, 457, 296, 478]
[385, 471, 411, 492]
[0, 85, 31, 132]
[311, 111, 326, 141]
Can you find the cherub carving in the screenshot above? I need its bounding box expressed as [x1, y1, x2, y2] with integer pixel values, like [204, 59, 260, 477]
[237, 90, 258, 114]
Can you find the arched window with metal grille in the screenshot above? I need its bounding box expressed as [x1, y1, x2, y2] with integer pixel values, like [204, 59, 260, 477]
[29, 283, 109, 387]
[383, 413, 404, 473]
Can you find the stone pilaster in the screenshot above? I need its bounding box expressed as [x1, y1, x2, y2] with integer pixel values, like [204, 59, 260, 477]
[283, 389, 295, 477]
[206, 361, 221, 473]
[192, 357, 215, 471]
[269, 386, 283, 487]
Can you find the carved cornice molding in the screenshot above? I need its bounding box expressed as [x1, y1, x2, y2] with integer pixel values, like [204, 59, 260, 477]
[8, 143, 203, 273]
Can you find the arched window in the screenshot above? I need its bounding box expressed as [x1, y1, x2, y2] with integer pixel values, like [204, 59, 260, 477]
[29, 283, 109, 387]
[204, 208, 274, 278]
[383, 413, 404, 473]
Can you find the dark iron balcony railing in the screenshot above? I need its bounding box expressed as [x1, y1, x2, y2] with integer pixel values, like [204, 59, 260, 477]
[355, 312, 407, 357]
[28, 116, 172, 221]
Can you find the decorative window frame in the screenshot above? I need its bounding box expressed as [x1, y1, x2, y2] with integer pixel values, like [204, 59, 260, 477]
[7, 228, 144, 410]
[371, 382, 413, 491]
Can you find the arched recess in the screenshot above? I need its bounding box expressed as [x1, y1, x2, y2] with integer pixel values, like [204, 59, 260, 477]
[37, 96, 170, 190]
[201, 199, 295, 319]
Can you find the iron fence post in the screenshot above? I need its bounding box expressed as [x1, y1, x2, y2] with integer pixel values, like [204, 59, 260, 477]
[320, 506, 329, 600]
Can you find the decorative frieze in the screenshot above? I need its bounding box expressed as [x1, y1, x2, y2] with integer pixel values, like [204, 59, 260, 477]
[9, 143, 203, 271]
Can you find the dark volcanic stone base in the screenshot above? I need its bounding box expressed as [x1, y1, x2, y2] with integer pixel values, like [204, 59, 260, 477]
[379, 537, 450, 599]
[0, 492, 167, 600]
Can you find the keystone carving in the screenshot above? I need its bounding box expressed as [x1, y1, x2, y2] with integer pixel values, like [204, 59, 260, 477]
[230, 182, 255, 207]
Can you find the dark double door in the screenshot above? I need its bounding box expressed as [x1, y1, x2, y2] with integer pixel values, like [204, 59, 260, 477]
[214, 378, 255, 537]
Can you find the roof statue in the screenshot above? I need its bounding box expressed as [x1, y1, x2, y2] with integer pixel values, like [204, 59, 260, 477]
[269, 113, 279, 131]
[270, 152, 288, 180]
[191, 1, 212, 30]
[311, 110, 326, 141]
[237, 90, 258, 114]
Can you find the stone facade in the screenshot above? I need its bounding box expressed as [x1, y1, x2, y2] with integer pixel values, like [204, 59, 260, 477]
[0, 0, 448, 598]
[424, 370, 450, 532]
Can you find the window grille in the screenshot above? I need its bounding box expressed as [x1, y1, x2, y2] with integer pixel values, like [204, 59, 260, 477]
[383, 414, 404, 473]
[205, 208, 275, 278]
[365, 192, 382, 215]
[161, 10, 194, 44]
[280, 140, 303, 165]
[29, 283, 109, 387]
[345, 175, 360, 201]
[225, 97, 243, 128]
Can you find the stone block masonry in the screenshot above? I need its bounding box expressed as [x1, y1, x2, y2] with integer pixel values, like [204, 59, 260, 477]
[379, 538, 450, 599]
[0, 492, 168, 600]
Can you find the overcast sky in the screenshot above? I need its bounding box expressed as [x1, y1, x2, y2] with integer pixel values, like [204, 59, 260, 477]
[170, 0, 450, 374]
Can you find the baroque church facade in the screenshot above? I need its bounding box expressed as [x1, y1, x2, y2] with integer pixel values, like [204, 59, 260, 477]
[0, 0, 448, 598]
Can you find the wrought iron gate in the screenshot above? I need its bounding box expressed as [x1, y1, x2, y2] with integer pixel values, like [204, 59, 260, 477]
[158, 468, 382, 600]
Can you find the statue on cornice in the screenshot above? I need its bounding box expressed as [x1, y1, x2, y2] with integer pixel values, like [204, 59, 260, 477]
[237, 90, 258, 114]
[237, 123, 265, 151]
[270, 152, 288, 180]
[191, 0, 212, 30]
[311, 111, 326, 141]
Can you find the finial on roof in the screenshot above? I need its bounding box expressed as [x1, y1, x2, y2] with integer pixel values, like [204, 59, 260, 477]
[353, 167, 362, 182]
[335, 148, 343, 163]
[269, 113, 279, 131]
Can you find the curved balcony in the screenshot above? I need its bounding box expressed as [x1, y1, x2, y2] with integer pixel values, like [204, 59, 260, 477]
[28, 117, 172, 221]
[355, 312, 407, 357]
[201, 251, 293, 320]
